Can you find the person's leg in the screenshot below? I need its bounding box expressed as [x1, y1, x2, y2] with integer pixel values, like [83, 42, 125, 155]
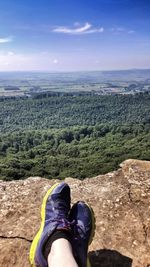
[29, 182, 76, 267]
[48, 238, 78, 267]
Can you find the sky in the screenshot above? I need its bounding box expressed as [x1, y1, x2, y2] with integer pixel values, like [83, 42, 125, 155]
[0, 0, 150, 71]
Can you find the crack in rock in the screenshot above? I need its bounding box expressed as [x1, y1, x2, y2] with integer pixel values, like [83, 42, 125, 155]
[0, 235, 32, 243]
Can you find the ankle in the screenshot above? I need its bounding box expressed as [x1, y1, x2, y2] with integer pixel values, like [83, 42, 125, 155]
[44, 230, 72, 259]
[48, 239, 75, 266]
[51, 238, 72, 254]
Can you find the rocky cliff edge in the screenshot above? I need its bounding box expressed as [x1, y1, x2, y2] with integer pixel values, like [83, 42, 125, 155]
[0, 159, 150, 267]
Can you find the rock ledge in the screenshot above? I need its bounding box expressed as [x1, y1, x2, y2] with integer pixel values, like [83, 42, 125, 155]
[0, 159, 150, 267]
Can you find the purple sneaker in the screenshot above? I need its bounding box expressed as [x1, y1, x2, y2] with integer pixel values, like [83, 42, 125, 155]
[69, 201, 95, 267]
[29, 182, 71, 267]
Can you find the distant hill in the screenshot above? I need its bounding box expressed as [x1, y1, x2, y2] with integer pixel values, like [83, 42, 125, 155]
[0, 69, 150, 82]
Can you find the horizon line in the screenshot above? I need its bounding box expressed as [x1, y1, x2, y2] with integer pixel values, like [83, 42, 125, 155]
[0, 68, 150, 73]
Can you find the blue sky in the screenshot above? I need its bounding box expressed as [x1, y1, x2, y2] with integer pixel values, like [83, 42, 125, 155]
[0, 0, 150, 71]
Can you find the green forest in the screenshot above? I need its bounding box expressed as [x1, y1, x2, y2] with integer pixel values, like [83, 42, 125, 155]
[0, 92, 150, 180]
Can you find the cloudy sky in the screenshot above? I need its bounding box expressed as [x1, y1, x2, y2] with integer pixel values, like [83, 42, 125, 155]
[0, 0, 150, 71]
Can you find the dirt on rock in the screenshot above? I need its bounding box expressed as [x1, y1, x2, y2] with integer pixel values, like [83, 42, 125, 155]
[0, 159, 150, 267]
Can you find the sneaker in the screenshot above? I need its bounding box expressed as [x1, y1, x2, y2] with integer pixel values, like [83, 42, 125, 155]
[29, 182, 71, 267]
[69, 201, 95, 267]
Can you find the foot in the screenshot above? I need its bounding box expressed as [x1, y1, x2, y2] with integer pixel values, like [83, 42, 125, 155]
[29, 182, 71, 267]
[69, 201, 95, 267]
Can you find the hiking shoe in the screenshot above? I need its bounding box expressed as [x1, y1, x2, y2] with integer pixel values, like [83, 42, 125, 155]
[29, 182, 71, 267]
[69, 201, 95, 267]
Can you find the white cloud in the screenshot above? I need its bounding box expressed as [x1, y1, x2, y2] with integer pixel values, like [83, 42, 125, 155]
[0, 52, 61, 71]
[53, 22, 104, 35]
[8, 51, 14, 56]
[0, 50, 150, 71]
[0, 36, 13, 43]
[110, 27, 135, 34]
[128, 30, 135, 34]
[110, 27, 125, 33]
[53, 59, 58, 64]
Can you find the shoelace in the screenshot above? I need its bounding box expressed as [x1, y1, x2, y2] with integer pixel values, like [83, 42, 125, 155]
[46, 218, 75, 230]
[69, 220, 87, 241]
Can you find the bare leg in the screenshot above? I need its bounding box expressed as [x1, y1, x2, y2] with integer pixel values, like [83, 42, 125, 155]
[48, 238, 79, 267]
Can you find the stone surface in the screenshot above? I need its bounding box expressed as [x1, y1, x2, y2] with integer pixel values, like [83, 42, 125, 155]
[0, 159, 150, 267]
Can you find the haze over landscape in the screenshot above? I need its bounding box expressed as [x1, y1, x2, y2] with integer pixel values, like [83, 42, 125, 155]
[0, 0, 150, 71]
